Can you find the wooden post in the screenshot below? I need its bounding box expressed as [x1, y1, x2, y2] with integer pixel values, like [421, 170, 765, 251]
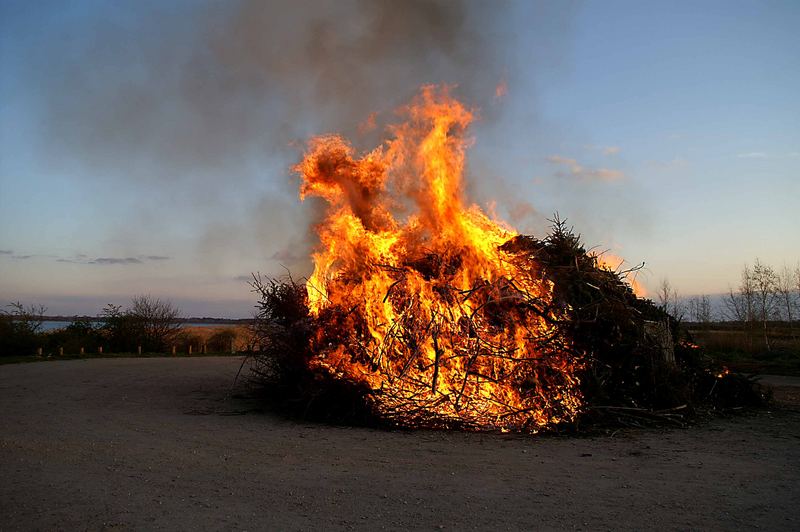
[188, 345, 193, 355]
[58, 347, 64, 356]
[37, 347, 43, 357]
[171, 345, 176, 356]
[202, 343, 207, 354]
[137, 345, 142, 355]
[98, 346, 103, 354]
[80, 347, 84, 355]
[230, 340, 235, 354]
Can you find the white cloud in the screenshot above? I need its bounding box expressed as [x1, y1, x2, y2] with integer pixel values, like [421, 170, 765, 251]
[736, 152, 767, 159]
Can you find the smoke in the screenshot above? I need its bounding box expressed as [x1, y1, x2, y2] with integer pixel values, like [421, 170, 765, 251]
[29, 0, 529, 275]
[40, 0, 509, 180]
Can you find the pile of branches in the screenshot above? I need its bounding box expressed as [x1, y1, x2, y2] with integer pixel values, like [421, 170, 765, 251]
[247, 220, 768, 431]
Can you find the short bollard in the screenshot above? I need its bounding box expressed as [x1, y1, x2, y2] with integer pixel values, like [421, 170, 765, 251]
[58, 347, 64, 356]
[202, 343, 207, 354]
[98, 346, 103, 354]
[171, 345, 176, 356]
[188, 345, 193, 355]
[137, 345, 142, 355]
[37, 347, 43, 357]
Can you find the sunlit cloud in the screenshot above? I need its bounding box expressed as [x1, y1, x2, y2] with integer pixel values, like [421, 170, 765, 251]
[494, 78, 508, 100]
[546, 155, 626, 182]
[584, 144, 621, 156]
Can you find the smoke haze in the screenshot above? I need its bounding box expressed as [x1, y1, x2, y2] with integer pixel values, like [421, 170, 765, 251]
[30, 0, 547, 275]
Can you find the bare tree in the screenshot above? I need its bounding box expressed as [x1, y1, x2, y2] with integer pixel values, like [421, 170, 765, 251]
[750, 259, 777, 350]
[725, 265, 756, 321]
[656, 278, 683, 319]
[688, 295, 712, 325]
[127, 295, 182, 351]
[2, 301, 47, 333]
[776, 265, 796, 323]
[795, 262, 800, 321]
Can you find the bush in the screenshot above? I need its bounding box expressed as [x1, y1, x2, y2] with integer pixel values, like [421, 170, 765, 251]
[207, 328, 237, 353]
[43, 320, 103, 354]
[0, 302, 45, 356]
[99, 297, 181, 352]
[172, 330, 203, 353]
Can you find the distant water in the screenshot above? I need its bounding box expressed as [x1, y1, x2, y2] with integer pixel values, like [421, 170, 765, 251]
[38, 321, 95, 332]
[37, 321, 232, 332]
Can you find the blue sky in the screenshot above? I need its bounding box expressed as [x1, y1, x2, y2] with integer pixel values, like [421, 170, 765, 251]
[1, 0, 798, 316]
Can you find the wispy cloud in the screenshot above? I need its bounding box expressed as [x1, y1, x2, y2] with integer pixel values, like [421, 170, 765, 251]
[736, 152, 767, 159]
[53, 253, 169, 265]
[646, 157, 688, 169]
[91, 257, 143, 265]
[12, 255, 32, 260]
[584, 144, 621, 156]
[270, 248, 304, 263]
[0, 249, 12, 255]
[234, 274, 253, 282]
[546, 155, 626, 182]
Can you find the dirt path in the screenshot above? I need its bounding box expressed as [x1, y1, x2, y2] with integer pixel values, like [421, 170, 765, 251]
[1, 357, 798, 531]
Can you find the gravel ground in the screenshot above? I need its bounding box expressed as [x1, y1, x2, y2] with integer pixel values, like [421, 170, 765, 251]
[1, 356, 798, 531]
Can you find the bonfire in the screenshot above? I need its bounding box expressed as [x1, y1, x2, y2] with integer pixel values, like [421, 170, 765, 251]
[249, 86, 764, 432]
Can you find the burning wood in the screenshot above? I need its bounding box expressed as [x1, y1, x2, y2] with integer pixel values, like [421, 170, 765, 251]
[248, 86, 766, 432]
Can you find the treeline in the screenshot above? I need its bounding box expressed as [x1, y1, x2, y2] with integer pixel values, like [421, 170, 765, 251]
[658, 259, 800, 353]
[0, 295, 238, 357]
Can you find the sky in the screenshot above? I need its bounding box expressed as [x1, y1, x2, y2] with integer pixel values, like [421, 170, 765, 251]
[1, 0, 798, 317]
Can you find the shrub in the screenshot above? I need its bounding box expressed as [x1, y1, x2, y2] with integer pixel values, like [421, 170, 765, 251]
[0, 302, 45, 356]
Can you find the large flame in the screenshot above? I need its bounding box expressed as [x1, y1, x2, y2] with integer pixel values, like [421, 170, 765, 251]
[294, 86, 582, 431]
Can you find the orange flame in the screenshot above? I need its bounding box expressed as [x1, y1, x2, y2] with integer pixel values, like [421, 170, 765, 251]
[593, 252, 647, 297]
[294, 86, 582, 431]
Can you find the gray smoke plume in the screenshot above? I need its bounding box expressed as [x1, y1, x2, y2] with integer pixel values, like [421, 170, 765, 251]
[28, 0, 576, 277]
[41, 0, 509, 178]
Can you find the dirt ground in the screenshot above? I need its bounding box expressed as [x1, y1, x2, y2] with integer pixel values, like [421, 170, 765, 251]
[1, 357, 798, 531]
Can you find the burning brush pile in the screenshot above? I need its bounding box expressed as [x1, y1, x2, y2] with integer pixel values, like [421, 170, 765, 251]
[248, 86, 766, 432]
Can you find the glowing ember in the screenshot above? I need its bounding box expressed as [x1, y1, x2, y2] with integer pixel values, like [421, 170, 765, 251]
[292, 86, 585, 431]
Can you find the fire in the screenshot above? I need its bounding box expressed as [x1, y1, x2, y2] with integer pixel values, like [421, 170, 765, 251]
[593, 253, 647, 297]
[293, 86, 583, 431]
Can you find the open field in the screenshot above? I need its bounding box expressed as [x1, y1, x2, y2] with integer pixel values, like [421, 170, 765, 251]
[1, 357, 799, 531]
[689, 325, 800, 376]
